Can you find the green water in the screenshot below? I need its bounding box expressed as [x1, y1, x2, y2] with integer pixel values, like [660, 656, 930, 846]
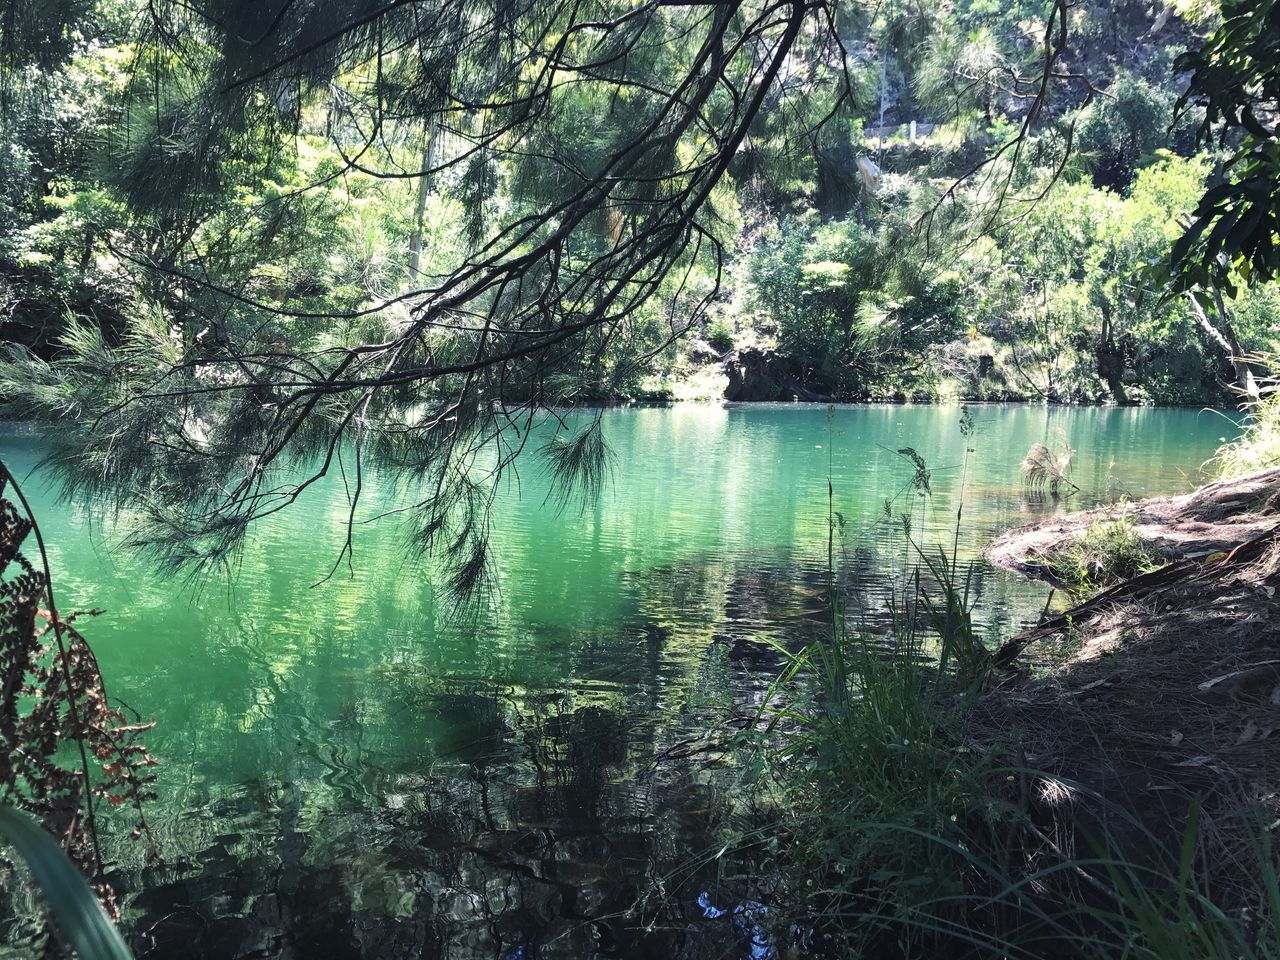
[0, 404, 1237, 959]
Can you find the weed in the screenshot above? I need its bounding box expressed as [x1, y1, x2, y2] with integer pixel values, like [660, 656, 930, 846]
[757, 435, 1019, 953]
[1080, 801, 1280, 960]
[1048, 513, 1167, 592]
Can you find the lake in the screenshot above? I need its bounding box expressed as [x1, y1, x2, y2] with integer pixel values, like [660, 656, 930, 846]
[0, 404, 1239, 959]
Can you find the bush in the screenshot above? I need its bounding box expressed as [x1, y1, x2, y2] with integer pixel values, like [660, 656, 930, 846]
[1049, 513, 1167, 591]
[748, 518, 1277, 959]
[758, 566, 1016, 956]
[705, 317, 735, 354]
[1073, 74, 1172, 190]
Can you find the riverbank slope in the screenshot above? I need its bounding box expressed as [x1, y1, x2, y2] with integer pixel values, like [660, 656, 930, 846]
[980, 467, 1280, 911]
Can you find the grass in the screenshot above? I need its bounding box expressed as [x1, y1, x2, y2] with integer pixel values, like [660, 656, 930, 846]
[748, 502, 1031, 955]
[741, 472, 1277, 958]
[1086, 808, 1280, 960]
[1048, 513, 1167, 592]
[752, 557, 1280, 958]
[1215, 390, 1280, 480]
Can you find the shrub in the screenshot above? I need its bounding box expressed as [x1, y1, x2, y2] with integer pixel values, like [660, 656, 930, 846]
[1214, 358, 1280, 479]
[705, 317, 736, 354]
[1049, 513, 1167, 591]
[1073, 74, 1172, 190]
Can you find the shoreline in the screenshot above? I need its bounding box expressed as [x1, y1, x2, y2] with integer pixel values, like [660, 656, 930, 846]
[971, 466, 1280, 920]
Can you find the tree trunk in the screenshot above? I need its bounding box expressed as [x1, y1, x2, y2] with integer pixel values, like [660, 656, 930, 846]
[1186, 289, 1260, 403]
[1096, 302, 1128, 404]
[407, 127, 435, 281]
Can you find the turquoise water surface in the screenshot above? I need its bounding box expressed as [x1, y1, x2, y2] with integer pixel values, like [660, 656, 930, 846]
[0, 403, 1237, 959]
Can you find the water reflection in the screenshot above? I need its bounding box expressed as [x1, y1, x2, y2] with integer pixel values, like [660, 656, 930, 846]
[0, 405, 1238, 958]
[118, 692, 755, 959]
[97, 550, 1059, 959]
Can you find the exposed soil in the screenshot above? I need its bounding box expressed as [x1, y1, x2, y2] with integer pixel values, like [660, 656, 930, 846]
[976, 468, 1280, 911]
[985, 466, 1280, 582]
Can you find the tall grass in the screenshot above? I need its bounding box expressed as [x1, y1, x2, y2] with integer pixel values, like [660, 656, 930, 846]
[1215, 390, 1280, 479]
[1083, 803, 1280, 960]
[791, 585, 1014, 954]
[759, 544, 1280, 958]
[747, 419, 1279, 958]
[1213, 353, 1280, 479]
[757, 465, 1027, 953]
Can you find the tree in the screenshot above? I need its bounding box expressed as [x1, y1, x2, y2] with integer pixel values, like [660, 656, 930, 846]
[1, 0, 853, 595]
[1167, 0, 1280, 295]
[1073, 73, 1171, 190]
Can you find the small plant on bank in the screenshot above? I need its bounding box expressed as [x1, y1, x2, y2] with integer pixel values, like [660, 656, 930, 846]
[1214, 388, 1280, 480]
[756, 428, 1032, 955]
[1048, 513, 1168, 592]
[780, 579, 1022, 956]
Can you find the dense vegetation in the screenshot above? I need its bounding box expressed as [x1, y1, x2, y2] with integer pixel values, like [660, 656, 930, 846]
[3, 1, 1280, 958]
[2, 0, 1277, 422]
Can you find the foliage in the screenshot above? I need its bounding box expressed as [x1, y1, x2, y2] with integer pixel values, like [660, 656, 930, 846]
[750, 467, 1276, 957]
[1087, 805, 1280, 960]
[1048, 513, 1169, 591]
[0, 805, 135, 960]
[704, 318, 736, 355]
[757, 561, 1015, 954]
[1166, 0, 1280, 295]
[765, 599, 1280, 957]
[747, 445, 1013, 952]
[1214, 358, 1280, 478]
[739, 210, 966, 399]
[3, 1, 1280, 954]
[726, 138, 1277, 406]
[0, 0, 856, 597]
[1, 0, 1279, 601]
[0, 463, 155, 941]
[1073, 74, 1173, 190]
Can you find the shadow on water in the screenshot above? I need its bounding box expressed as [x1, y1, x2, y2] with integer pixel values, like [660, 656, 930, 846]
[0, 406, 1236, 959]
[118, 699, 751, 959]
[93, 543, 1040, 960]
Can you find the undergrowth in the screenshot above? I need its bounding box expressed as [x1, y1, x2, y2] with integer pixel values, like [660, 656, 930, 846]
[1215, 391, 1280, 480]
[1048, 513, 1168, 592]
[742, 412, 1279, 959]
[1213, 353, 1280, 480]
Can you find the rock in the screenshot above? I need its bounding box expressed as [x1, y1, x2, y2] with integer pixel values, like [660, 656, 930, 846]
[723, 349, 829, 403]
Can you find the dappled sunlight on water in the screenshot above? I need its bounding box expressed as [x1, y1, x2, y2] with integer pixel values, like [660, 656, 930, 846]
[0, 404, 1237, 958]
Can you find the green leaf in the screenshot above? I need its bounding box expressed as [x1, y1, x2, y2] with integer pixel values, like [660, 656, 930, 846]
[0, 805, 134, 960]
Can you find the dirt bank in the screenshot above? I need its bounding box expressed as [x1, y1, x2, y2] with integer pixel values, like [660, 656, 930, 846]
[985, 466, 1280, 582]
[975, 468, 1280, 910]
